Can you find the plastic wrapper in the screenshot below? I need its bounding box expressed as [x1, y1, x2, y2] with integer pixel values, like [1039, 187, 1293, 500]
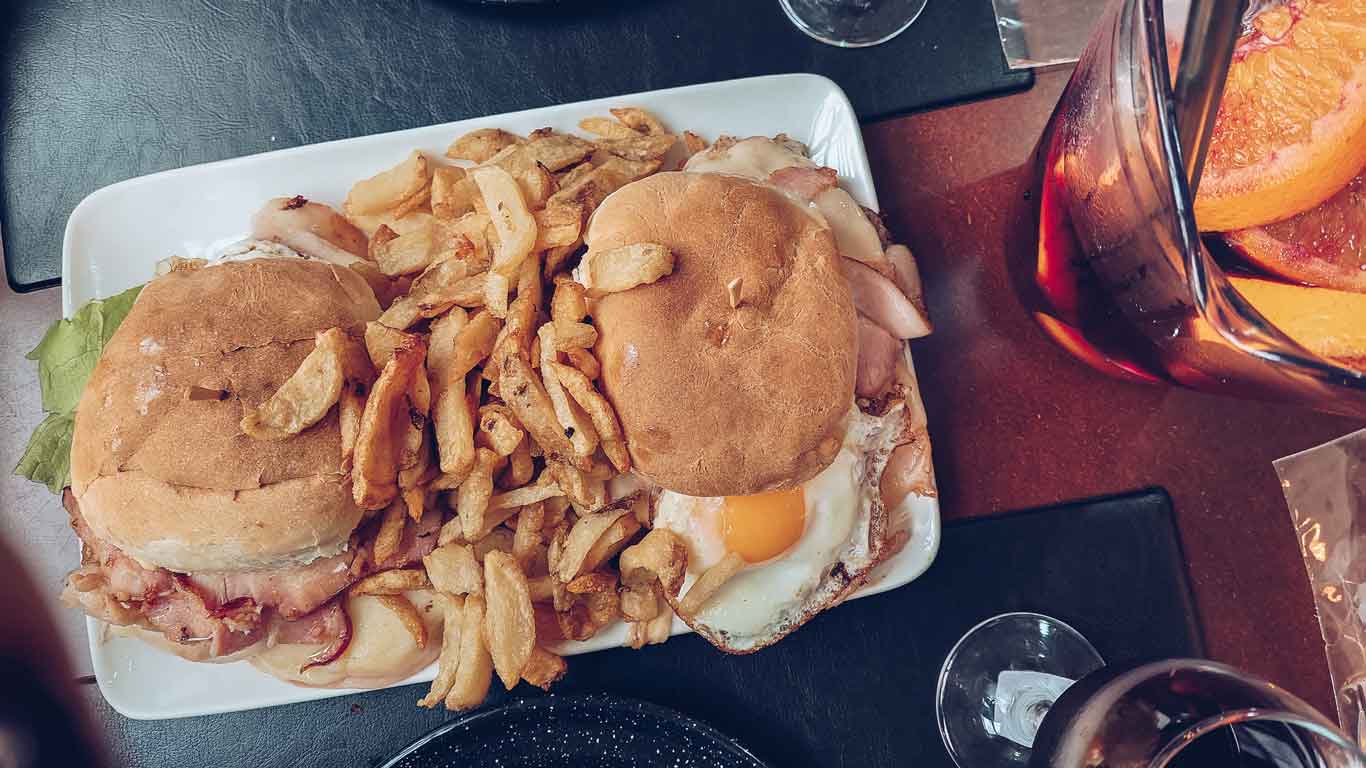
[1276, 428, 1366, 745]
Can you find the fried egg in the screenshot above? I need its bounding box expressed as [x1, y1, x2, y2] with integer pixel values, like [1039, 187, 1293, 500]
[653, 402, 907, 653]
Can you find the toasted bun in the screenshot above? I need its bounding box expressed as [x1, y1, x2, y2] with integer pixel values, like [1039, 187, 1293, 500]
[251, 592, 443, 688]
[588, 172, 857, 497]
[70, 258, 381, 572]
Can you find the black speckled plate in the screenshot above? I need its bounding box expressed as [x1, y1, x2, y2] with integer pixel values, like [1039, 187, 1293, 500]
[378, 695, 770, 768]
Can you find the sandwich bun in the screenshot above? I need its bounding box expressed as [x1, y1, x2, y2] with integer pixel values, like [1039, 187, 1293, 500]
[69, 258, 381, 573]
[587, 172, 857, 497]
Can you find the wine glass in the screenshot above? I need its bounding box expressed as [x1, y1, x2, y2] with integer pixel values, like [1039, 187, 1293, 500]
[779, 0, 929, 48]
[936, 612, 1366, 768]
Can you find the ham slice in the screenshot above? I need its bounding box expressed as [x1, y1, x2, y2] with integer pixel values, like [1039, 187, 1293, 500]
[187, 552, 356, 620]
[842, 258, 931, 340]
[251, 196, 368, 266]
[275, 598, 352, 672]
[856, 315, 901, 398]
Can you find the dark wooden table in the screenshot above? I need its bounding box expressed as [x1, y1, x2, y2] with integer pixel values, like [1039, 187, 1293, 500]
[864, 66, 1361, 716]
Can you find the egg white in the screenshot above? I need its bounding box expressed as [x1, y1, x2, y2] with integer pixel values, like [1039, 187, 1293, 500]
[653, 403, 899, 651]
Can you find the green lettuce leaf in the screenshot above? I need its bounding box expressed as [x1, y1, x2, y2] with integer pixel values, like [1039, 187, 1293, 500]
[15, 284, 143, 493]
[27, 284, 143, 414]
[15, 412, 76, 494]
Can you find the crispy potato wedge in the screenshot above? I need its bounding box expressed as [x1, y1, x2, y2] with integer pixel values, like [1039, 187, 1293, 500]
[471, 165, 536, 280]
[533, 203, 583, 252]
[241, 328, 356, 440]
[446, 594, 493, 711]
[580, 515, 640, 575]
[377, 594, 428, 649]
[593, 133, 677, 162]
[610, 107, 667, 135]
[499, 350, 575, 462]
[578, 116, 639, 140]
[345, 150, 430, 216]
[521, 646, 567, 690]
[417, 593, 464, 708]
[374, 501, 408, 565]
[447, 128, 522, 164]
[677, 551, 745, 618]
[682, 130, 707, 158]
[431, 166, 478, 221]
[351, 568, 431, 596]
[537, 324, 598, 459]
[457, 448, 500, 542]
[483, 551, 535, 690]
[619, 529, 688, 596]
[424, 542, 484, 596]
[555, 501, 633, 582]
[575, 242, 674, 298]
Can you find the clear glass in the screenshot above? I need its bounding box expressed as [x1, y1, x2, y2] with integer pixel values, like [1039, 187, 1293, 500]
[1027, 0, 1366, 418]
[779, 0, 929, 48]
[937, 613, 1105, 768]
[936, 613, 1366, 768]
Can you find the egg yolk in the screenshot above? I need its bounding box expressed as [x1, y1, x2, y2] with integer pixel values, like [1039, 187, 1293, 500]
[722, 487, 806, 563]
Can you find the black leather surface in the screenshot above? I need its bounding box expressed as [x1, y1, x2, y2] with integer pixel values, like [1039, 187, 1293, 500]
[81, 488, 1201, 768]
[0, 0, 1030, 291]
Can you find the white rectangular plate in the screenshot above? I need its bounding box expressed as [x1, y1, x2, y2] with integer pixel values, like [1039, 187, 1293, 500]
[64, 73, 940, 720]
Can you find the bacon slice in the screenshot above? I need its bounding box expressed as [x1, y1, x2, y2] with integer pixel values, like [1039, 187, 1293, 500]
[842, 258, 931, 340]
[276, 598, 353, 672]
[856, 314, 901, 398]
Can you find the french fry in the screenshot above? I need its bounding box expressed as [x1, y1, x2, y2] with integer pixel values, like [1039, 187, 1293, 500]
[339, 381, 366, 471]
[552, 320, 598, 351]
[345, 150, 430, 216]
[537, 324, 598, 459]
[351, 568, 431, 596]
[445, 311, 502, 379]
[528, 574, 556, 603]
[580, 515, 641, 575]
[619, 529, 688, 597]
[498, 350, 576, 462]
[484, 271, 510, 318]
[378, 251, 474, 330]
[432, 374, 475, 481]
[518, 162, 556, 209]
[427, 307, 468, 367]
[592, 133, 677, 162]
[555, 162, 595, 191]
[512, 503, 545, 570]
[402, 485, 426, 523]
[488, 476, 562, 512]
[626, 604, 674, 649]
[533, 203, 583, 251]
[676, 551, 745, 618]
[417, 593, 464, 708]
[566, 570, 617, 595]
[574, 242, 674, 298]
[353, 337, 426, 510]
[446, 594, 493, 711]
[424, 543, 484, 596]
[431, 166, 478, 221]
[549, 361, 629, 473]
[522, 131, 596, 172]
[610, 107, 667, 136]
[447, 128, 522, 164]
[565, 348, 601, 380]
[578, 116, 639, 141]
[364, 322, 416, 370]
[554, 500, 633, 582]
[501, 439, 534, 490]
[370, 218, 459, 277]
[543, 243, 582, 280]
[483, 551, 536, 690]
[550, 279, 588, 324]
[457, 448, 499, 541]
[471, 165, 536, 280]
[377, 594, 428, 649]
[471, 528, 515, 562]
[478, 404, 524, 456]
[620, 582, 660, 622]
[546, 458, 604, 511]
[521, 646, 567, 690]
[240, 328, 356, 440]
[374, 501, 408, 565]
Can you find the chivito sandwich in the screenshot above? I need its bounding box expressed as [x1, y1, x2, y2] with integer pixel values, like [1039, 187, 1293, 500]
[63, 255, 443, 687]
[583, 135, 935, 652]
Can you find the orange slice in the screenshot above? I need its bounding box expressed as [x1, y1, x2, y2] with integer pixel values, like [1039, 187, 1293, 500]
[1230, 276, 1366, 369]
[1224, 170, 1366, 292]
[1195, 0, 1366, 232]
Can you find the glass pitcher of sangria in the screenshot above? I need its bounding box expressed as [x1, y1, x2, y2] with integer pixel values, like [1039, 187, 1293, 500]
[1029, 0, 1366, 417]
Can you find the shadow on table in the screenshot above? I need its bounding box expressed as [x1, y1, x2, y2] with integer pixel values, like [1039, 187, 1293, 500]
[428, 0, 669, 22]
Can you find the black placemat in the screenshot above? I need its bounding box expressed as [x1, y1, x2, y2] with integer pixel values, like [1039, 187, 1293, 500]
[81, 488, 1200, 768]
[0, 0, 1030, 291]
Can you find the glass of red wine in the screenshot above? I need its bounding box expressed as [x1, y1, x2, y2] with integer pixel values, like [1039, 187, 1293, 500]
[937, 612, 1366, 768]
[779, 0, 928, 47]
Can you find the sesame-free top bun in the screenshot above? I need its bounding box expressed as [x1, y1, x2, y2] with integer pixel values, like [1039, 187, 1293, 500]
[588, 172, 857, 497]
[70, 258, 381, 573]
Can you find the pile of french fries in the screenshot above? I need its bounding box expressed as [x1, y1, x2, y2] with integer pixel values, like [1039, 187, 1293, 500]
[241, 108, 706, 711]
